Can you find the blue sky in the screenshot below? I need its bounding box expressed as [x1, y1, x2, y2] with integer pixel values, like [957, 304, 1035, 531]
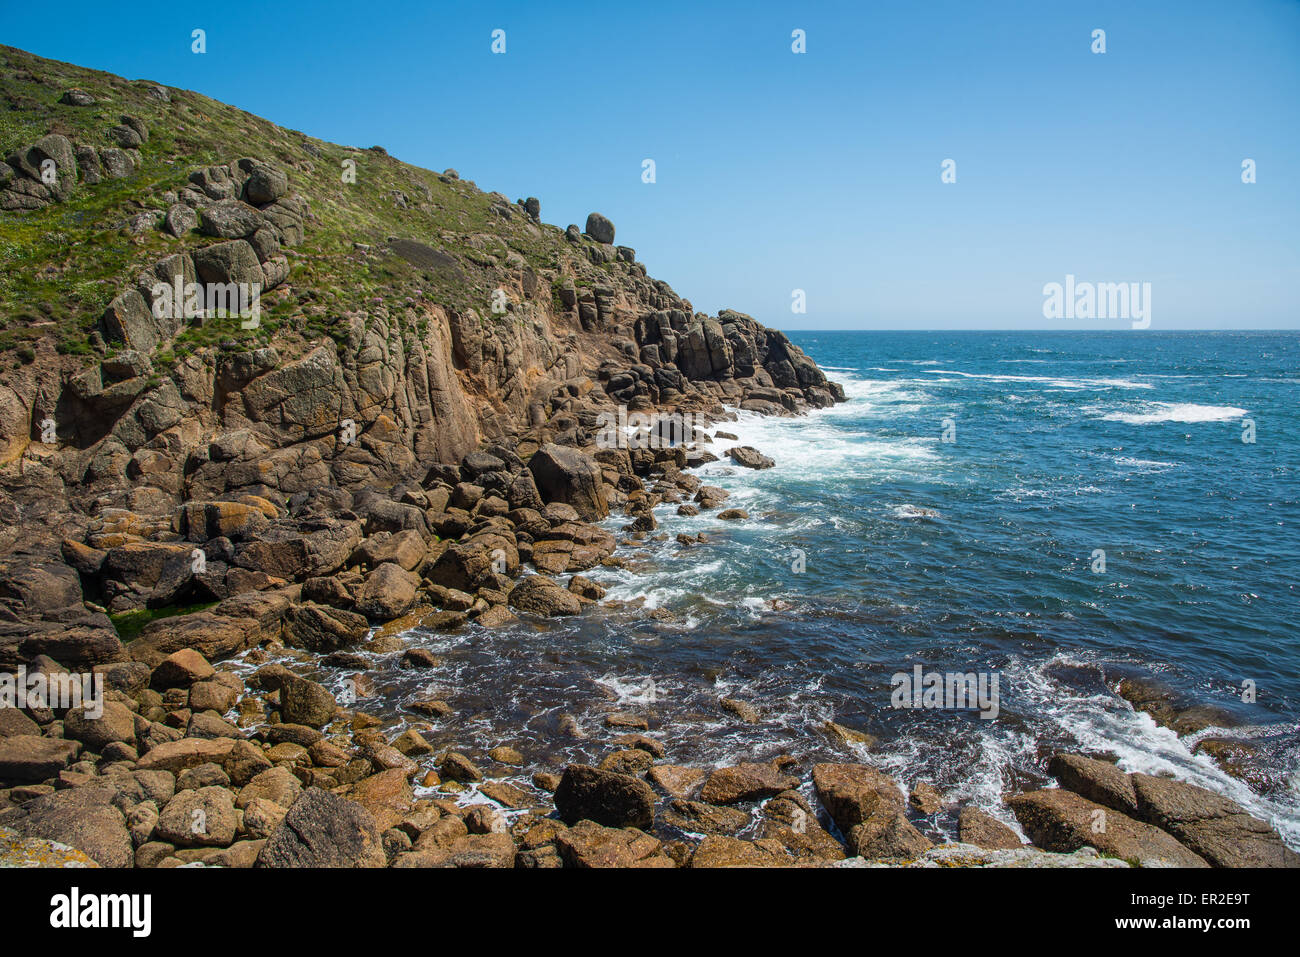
[5, 0, 1299, 329]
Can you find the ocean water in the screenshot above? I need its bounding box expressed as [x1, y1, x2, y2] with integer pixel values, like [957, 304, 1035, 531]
[319, 331, 1300, 848]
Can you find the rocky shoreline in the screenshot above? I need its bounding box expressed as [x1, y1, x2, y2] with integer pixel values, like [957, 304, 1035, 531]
[0, 46, 1296, 868]
[2, 420, 1297, 868]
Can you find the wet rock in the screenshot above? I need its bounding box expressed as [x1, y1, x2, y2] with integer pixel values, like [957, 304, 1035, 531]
[554, 764, 656, 829]
[392, 728, 433, 756]
[1129, 773, 1300, 868]
[701, 762, 798, 805]
[439, 752, 482, 783]
[532, 772, 561, 793]
[610, 734, 666, 758]
[598, 748, 654, 776]
[1008, 788, 1208, 867]
[487, 745, 524, 765]
[479, 781, 532, 809]
[726, 446, 774, 469]
[909, 782, 945, 815]
[647, 764, 707, 799]
[687, 835, 791, 868]
[822, 720, 877, 749]
[278, 674, 337, 728]
[603, 712, 648, 730]
[1193, 737, 1269, 791]
[957, 807, 1024, 850]
[556, 819, 673, 868]
[508, 574, 582, 617]
[719, 697, 759, 723]
[1049, 752, 1139, 817]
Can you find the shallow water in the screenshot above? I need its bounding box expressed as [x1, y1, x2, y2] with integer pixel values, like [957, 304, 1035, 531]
[276, 331, 1300, 847]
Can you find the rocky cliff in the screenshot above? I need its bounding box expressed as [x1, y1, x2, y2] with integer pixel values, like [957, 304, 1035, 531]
[0, 45, 840, 668]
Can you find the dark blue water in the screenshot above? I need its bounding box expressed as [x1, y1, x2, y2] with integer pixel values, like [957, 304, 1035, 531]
[305, 331, 1300, 847]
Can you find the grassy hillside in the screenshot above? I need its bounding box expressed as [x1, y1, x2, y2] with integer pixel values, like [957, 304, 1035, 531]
[0, 44, 606, 371]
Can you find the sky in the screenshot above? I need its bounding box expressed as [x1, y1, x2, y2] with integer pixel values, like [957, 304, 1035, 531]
[4, 0, 1299, 330]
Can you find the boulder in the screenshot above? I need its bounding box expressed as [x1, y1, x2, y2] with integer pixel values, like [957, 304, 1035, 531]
[338, 769, 414, 831]
[284, 602, 368, 652]
[811, 762, 903, 834]
[1048, 753, 1139, 816]
[0, 786, 132, 867]
[255, 788, 385, 867]
[584, 212, 615, 244]
[242, 162, 288, 205]
[155, 786, 238, 847]
[555, 820, 672, 868]
[554, 764, 656, 829]
[849, 809, 932, 860]
[278, 675, 337, 728]
[197, 200, 266, 239]
[354, 562, 418, 620]
[701, 762, 798, 805]
[136, 737, 236, 774]
[527, 444, 608, 521]
[957, 807, 1024, 850]
[508, 574, 582, 617]
[151, 649, 215, 688]
[687, 835, 791, 868]
[193, 238, 263, 287]
[1129, 773, 1300, 868]
[646, 765, 707, 799]
[726, 446, 775, 469]
[1008, 788, 1208, 867]
[62, 701, 137, 751]
[0, 735, 81, 782]
[236, 766, 302, 810]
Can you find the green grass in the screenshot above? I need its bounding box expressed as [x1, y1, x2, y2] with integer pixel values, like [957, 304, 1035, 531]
[0, 42, 638, 381]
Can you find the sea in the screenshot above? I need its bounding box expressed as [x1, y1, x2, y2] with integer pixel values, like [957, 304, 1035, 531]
[300, 331, 1300, 849]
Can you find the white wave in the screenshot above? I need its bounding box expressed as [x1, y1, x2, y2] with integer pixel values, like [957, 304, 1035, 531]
[1012, 654, 1300, 848]
[595, 672, 665, 704]
[889, 504, 942, 519]
[1113, 456, 1180, 470]
[924, 370, 1154, 390]
[1100, 402, 1248, 425]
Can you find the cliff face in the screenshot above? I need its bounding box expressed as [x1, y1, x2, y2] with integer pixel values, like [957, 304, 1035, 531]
[0, 45, 840, 668]
[0, 46, 838, 511]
